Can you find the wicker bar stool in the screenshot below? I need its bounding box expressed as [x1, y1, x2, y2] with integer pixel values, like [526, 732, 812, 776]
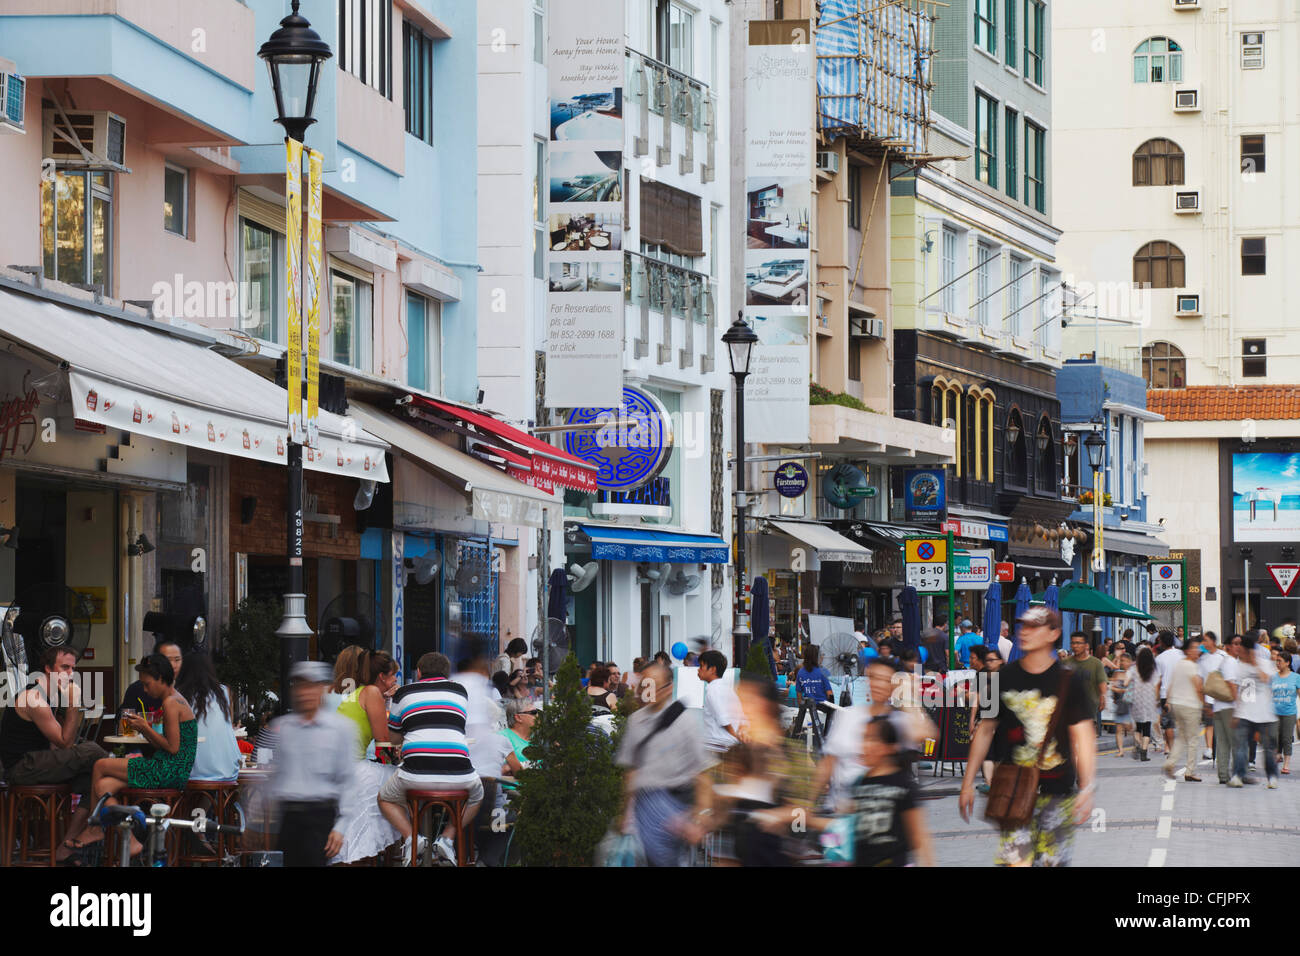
[176, 780, 241, 866]
[4, 784, 72, 867]
[405, 790, 473, 867]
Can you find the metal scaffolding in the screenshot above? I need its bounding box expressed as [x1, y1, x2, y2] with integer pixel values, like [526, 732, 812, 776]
[816, 0, 941, 158]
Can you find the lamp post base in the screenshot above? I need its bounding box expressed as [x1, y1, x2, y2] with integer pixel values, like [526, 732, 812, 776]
[276, 592, 313, 714]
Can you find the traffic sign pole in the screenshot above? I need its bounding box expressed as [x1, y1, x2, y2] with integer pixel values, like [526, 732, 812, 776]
[1179, 557, 1187, 638]
[947, 529, 955, 668]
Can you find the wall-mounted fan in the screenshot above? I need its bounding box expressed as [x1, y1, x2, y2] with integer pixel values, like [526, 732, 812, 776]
[404, 551, 442, 587]
[12, 584, 94, 667]
[567, 561, 599, 593]
[665, 566, 702, 596]
[317, 592, 385, 663]
[531, 616, 571, 673]
[637, 562, 671, 590]
[452, 552, 490, 596]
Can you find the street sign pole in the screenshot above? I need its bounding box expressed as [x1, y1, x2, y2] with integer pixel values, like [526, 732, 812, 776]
[1179, 557, 1187, 637]
[946, 529, 956, 668]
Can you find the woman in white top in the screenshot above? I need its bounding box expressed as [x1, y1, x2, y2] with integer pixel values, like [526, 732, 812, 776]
[176, 652, 241, 782]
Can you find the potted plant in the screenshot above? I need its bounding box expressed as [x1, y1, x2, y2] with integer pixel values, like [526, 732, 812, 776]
[215, 597, 282, 735]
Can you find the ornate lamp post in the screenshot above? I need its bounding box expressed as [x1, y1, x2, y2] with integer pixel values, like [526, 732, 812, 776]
[260, 1, 331, 710]
[722, 313, 758, 666]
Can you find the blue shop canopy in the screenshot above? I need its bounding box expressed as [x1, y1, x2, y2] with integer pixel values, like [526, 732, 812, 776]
[577, 525, 731, 564]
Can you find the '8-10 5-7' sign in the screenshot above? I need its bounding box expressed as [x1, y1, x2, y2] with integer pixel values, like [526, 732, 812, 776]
[1149, 561, 1182, 603]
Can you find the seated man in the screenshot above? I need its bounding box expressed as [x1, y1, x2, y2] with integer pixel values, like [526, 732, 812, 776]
[378, 652, 485, 865]
[0, 646, 108, 861]
[118, 639, 183, 716]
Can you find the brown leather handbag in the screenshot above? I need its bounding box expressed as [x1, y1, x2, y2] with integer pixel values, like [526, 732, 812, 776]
[985, 668, 1071, 829]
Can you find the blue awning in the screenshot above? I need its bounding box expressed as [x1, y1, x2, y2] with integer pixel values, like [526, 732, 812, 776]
[577, 525, 730, 564]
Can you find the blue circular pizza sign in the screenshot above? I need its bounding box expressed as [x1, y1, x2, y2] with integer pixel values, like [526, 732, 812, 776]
[564, 386, 674, 490]
[773, 461, 809, 498]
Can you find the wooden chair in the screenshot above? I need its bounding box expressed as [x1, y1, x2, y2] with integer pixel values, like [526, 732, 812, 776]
[176, 780, 241, 866]
[4, 784, 72, 867]
[405, 790, 473, 867]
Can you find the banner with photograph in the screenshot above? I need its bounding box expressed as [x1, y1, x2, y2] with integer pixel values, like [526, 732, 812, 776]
[285, 138, 303, 441]
[545, 0, 625, 408]
[305, 147, 324, 449]
[1232, 453, 1300, 541]
[744, 21, 813, 443]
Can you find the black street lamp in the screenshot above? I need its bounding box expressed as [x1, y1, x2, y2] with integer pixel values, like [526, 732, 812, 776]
[258, 1, 332, 144]
[722, 312, 758, 666]
[260, 0, 331, 711]
[1083, 425, 1107, 640]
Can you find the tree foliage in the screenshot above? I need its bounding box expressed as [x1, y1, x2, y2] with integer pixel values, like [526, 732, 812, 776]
[742, 641, 775, 683]
[215, 597, 282, 731]
[512, 653, 624, 866]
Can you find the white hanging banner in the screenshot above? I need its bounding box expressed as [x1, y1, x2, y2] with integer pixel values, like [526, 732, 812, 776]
[744, 20, 814, 444]
[544, 0, 625, 407]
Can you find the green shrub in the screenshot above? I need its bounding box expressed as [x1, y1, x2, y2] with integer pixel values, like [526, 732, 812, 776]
[216, 597, 282, 732]
[810, 382, 875, 413]
[512, 653, 624, 866]
[741, 641, 774, 682]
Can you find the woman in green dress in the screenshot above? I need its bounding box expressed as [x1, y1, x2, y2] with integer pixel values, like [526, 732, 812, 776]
[70, 653, 197, 857]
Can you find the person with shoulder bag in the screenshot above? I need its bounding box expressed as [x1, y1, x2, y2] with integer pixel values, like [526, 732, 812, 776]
[959, 607, 1096, 867]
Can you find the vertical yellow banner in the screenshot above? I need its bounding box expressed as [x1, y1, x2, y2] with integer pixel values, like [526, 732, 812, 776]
[285, 138, 303, 442]
[305, 148, 323, 449]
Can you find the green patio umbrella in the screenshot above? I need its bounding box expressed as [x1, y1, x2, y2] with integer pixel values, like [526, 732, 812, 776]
[1028, 581, 1155, 620]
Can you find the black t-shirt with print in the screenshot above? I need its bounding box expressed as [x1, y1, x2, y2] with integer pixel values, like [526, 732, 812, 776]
[848, 770, 919, 867]
[990, 660, 1090, 795]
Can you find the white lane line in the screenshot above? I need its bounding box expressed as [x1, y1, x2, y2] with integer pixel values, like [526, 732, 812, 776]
[1161, 795, 1175, 812]
[1149, 848, 1167, 867]
[1157, 815, 1172, 839]
[1163, 779, 1177, 792]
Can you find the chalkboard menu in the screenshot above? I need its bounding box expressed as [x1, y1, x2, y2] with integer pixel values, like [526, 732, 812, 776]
[402, 580, 441, 664]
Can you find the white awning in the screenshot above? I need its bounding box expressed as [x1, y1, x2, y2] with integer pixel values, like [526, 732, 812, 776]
[0, 288, 389, 481]
[767, 519, 873, 564]
[347, 403, 557, 528]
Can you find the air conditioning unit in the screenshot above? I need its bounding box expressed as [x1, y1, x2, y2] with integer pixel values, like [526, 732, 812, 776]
[1173, 89, 1200, 112]
[849, 316, 885, 338]
[1176, 294, 1201, 316]
[1173, 190, 1201, 213]
[816, 151, 841, 175]
[1172, 0, 1199, 8]
[43, 109, 127, 167]
[0, 63, 24, 134]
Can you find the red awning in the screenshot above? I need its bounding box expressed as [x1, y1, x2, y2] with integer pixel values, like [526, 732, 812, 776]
[402, 395, 598, 493]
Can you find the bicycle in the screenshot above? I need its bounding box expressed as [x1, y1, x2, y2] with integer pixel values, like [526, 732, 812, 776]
[97, 799, 245, 867]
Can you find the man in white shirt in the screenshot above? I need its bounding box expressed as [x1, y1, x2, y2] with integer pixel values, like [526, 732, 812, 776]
[1228, 634, 1279, 787]
[1198, 632, 1234, 783]
[451, 640, 507, 862]
[1163, 636, 1205, 781]
[1154, 632, 1180, 754]
[698, 650, 744, 757]
[997, 621, 1012, 661]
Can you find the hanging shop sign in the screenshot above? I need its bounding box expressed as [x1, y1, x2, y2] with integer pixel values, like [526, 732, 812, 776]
[774, 461, 809, 498]
[564, 385, 674, 494]
[823, 462, 870, 510]
[904, 468, 946, 522]
[953, 549, 994, 590]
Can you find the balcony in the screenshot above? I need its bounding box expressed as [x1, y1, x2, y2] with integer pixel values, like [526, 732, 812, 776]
[624, 251, 716, 373]
[625, 49, 716, 180]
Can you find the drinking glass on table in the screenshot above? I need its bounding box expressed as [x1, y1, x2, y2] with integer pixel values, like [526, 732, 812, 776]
[119, 708, 138, 737]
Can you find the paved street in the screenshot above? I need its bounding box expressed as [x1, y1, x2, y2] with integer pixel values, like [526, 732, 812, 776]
[916, 731, 1300, 866]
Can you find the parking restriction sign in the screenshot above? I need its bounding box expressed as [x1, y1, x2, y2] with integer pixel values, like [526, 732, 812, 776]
[905, 537, 947, 563]
[1149, 561, 1182, 603]
[905, 536, 949, 593]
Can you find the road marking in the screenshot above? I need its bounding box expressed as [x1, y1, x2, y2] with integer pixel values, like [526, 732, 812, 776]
[1161, 795, 1175, 812]
[1163, 779, 1176, 792]
[1148, 848, 1167, 867]
[1157, 815, 1172, 839]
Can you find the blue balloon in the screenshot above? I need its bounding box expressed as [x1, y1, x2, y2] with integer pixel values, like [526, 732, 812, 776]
[861, 647, 878, 660]
[671, 641, 689, 661]
[919, 646, 928, 663]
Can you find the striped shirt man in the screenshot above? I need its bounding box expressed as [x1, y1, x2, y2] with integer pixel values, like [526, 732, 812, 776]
[387, 677, 477, 787]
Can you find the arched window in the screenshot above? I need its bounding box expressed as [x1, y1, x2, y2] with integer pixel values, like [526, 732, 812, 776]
[1134, 37, 1182, 83]
[1133, 241, 1185, 289]
[1004, 407, 1028, 489]
[1143, 342, 1186, 389]
[965, 390, 979, 480]
[1035, 415, 1057, 493]
[1133, 138, 1185, 186]
[981, 388, 996, 481]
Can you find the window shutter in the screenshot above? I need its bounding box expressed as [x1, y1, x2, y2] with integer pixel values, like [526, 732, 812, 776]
[640, 177, 705, 257]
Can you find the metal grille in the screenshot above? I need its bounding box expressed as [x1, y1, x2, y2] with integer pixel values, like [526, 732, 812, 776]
[710, 388, 725, 592]
[455, 539, 499, 649]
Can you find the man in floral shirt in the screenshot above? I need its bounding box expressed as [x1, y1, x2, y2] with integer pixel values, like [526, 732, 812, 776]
[959, 606, 1096, 866]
